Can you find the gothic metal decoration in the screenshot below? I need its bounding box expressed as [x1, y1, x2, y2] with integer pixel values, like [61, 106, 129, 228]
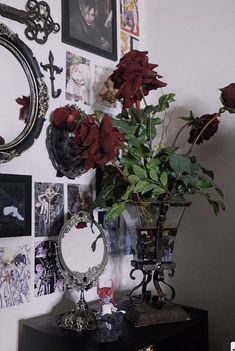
[122, 202, 191, 326]
[56, 211, 109, 333]
[41, 51, 63, 98]
[0, 23, 49, 163]
[0, 1, 60, 44]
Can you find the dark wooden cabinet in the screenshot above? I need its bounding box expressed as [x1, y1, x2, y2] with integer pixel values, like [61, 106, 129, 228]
[22, 305, 208, 351]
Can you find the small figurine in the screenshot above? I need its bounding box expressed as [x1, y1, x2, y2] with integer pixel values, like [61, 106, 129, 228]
[97, 279, 125, 343]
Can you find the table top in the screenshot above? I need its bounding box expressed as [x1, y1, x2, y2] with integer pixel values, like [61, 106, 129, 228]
[23, 304, 208, 351]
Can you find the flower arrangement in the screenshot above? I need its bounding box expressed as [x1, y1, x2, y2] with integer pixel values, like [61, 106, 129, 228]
[51, 50, 235, 219]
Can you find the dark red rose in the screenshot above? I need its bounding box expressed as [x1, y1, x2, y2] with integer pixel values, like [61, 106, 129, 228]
[188, 113, 219, 144]
[74, 114, 124, 171]
[16, 95, 30, 123]
[110, 50, 167, 109]
[220, 83, 235, 112]
[0, 136, 5, 145]
[52, 106, 81, 131]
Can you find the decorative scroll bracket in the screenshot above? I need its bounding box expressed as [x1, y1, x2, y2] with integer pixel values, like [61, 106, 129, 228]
[0, 1, 60, 44]
[41, 51, 63, 98]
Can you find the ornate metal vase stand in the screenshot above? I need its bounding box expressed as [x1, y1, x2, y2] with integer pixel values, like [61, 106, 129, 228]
[122, 202, 191, 327]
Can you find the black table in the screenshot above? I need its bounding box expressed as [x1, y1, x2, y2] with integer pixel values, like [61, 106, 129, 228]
[22, 305, 208, 351]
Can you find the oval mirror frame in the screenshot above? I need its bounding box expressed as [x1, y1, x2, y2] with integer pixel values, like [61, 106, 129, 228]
[0, 23, 49, 163]
[57, 211, 109, 291]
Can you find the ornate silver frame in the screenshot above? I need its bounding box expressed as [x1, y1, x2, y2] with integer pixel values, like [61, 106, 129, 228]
[56, 211, 109, 332]
[0, 23, 49, 163]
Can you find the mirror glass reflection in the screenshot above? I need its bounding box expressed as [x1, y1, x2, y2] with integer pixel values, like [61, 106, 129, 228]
[0, 45, 30, 144]
[61, 222, 105, 273]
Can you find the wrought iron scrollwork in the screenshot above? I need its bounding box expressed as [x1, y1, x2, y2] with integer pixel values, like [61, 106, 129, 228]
[0, 1, 60, 44]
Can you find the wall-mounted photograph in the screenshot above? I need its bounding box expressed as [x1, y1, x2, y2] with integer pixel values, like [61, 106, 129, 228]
[34, 182, 64, 237]
[65, 51, 90, 105]
[94, 65, 117, 109]
[34, 240, 64, 297]
[62, 0, 117, 61]
[120, 0, 139, 37]
[0, 174, 32, 238]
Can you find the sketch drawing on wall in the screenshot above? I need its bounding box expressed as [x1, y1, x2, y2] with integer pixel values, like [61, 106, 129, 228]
[0, 245, 31, 309]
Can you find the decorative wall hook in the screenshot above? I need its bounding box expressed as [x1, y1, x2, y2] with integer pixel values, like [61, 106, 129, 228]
[41, 51, 63, 99]
[0, 1, 60, 44]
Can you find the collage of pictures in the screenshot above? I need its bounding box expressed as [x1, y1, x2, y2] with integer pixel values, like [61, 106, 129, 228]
[0, 176, 97, 309]
[0, 0, 141, 310]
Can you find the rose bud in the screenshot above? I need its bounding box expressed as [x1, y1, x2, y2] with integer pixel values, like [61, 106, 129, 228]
[220, 83, 235, 113]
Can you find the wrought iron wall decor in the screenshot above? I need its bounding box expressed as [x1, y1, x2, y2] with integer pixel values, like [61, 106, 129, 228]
[41, 51, 63, 98]
[0, 1, 60, 44]
[0, 23, 49, 163]
[56, 211, 109, 332]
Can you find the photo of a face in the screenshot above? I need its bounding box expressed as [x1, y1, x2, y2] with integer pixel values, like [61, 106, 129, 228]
[62, 0, 117, 61]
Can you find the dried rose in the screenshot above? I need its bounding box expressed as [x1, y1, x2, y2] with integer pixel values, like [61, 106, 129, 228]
[16, 96, 30, 123]
[220, 83, 235, 113]
[110, 50, 167, 109]
[188, 113, 219, 144]
[74, 114, 124, 171]
[52, 106, 81, 131]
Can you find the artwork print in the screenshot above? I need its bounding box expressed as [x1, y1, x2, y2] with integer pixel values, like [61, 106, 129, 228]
[34, 240, 64, 297]
[0, 174, 31, 238]
[0, 245, 31, 309]
[65, 51, 90, 105]
[120, 31, 139, 56]
[68, 184, 93, 218]
[120, 0, 139, 37]
[34, 182, 64, 237]
[94, 65, 117, 108]
[62, 0, 117, 61]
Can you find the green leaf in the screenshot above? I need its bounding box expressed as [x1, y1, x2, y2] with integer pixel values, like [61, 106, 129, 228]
[133, 165, 147, 178]
[141, 183, 158, 195]
[169, 153, 191, 174]
[106, 203, 125, 220]
[152, 186, 167, 195]
[197, 179, 213, 189]
[128, 175, 141, 183]
[179, 110, 195, 122]
[160, 172, 168, 186]
[149, 168, 159, 181]
[154, 93, 176, 112]
[134, 181, 149, 193]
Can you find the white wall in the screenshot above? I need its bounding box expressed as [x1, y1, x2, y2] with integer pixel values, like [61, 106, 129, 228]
[143, 1, 235, 351]
[0, 1, 143, 351]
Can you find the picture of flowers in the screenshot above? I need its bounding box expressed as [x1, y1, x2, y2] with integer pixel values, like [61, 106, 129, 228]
[65, 51, 90, 105]
[34, 182, 64, 237]
[0, 245, 31, 309]
[94, 65, 117, 108]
